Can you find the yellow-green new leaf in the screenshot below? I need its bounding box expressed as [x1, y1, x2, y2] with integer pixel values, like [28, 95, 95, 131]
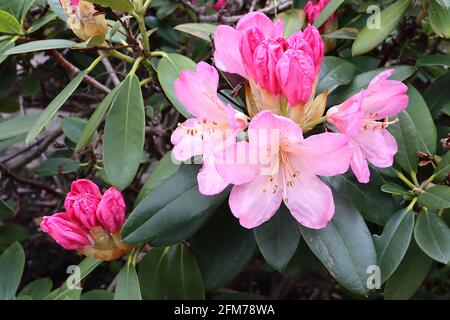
[0, 10, 22, 34]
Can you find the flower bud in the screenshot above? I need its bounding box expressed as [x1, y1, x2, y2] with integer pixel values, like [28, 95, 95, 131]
[60, 0, 108, 40]
[96, 188, 126, 233]
[64, 179, 101, 230]
[302, 25, 324, 75]
[240, 27, 266, 80]
[276, 49, 316, 107]
[40, 212, 94, 250]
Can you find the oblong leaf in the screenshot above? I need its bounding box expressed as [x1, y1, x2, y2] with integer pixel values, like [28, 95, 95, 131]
[103, 75, 145, 190]
[174, 23, 217, 41]
[138, 247, 170, 300]
[414, 211, 450, 263]
[384, 239, 432, 300]
[418, 185, 450, 209]
[84, 0, 134, 12]
[192, 207, 256, 290]
[157, 53, 196, 118]
[313, 0, 344, 28]
[26, 71, 86, 145]
[5, 39, 78, 55]
[254, 204, 301, 271]
[0, 10, 22, 34]
[317, 56, 356, 94]
[300, 193, 377, 297]
[122, 165, 227, 245]
[352, 0, 412, 56]
[114, 264, 142, 300]
[0, 113, 40, 140]
[0, 242, 25, 300]
[19, 278, 53, 300]
[428, 0, 450, 38]
[165, 244, 205, 300]
[277, 9, 305, 37]
[373, 209, 415, 283]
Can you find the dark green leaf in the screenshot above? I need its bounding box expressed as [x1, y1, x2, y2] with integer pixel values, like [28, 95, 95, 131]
[313, 0, 344, 28]
[192, 207, 256, 290]
[157, 53, 196, 118]
[0, 242, 25, 300]
[424, 73, 450, 119]
[434, 152, 450, 182]
[34, 157, 80, 176]
[104, 75, 145, 190]
[81, 290, 113, 300]
[165, 244, 205, 300]
[254, 204, 300, 271]
[5, 39, 78, 55]
[388, 112, 419, 174]
[61, 117, 89, 143]
[300, 193, 377, 297]
[414, 210, 450, 263]
[138, 247, 170, 300]
[122, 165, 227, 245]
[381, 183, 412, 197]
[317, 56, 356, 94]
[384, 239, 432, 300]
[0, 200, 13, 220]
[428, 0, 450, 38]
[135, 152, 181, 206]
[84, 0, 134, 12]
[114, 264, 142, 300]
[373, 209, 414, 283]
[418, 185, 450, 209]
[417, 54, 450, 67]
[75, 86, 118, 152]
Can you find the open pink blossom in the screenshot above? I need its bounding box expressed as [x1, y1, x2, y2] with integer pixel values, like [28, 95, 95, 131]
[327, 70, 409, 183]
[214, 12, 323, 110]
[215, 111, 352, 229]
[41, 212, 94, 250]
[171, 62, 247, 195]
[305, 0, 337, 25]
[64, 179, 102, 230]
[96, 188, 126, 233]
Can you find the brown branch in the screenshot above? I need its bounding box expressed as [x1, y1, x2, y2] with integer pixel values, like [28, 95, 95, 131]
[49, 50, 111, 94]
[0, 163, 65, 198]
[10, 129, 63, 171]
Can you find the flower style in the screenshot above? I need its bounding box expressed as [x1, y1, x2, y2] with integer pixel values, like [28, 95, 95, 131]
[59, 0, 108, 40]
[40, 179, 131, 261]
[327, 70, 409, 183]
[214, 12, 324, 116]
[215, 111, 352, 229]
[171, 62, 248, 195]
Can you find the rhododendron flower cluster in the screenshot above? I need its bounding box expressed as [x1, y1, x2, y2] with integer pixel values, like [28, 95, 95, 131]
[40, 179, 131, 261]
[171, 12, 409, 230]
[59, 0, 108, 40]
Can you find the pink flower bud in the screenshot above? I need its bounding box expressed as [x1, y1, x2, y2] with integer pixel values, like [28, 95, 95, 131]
[276, 49, 316, 106]
[96, 188, 126, 233]
[41, 212, 94, 250]
[213, 0, 227, 11]
[302, 26, 324, 75]
[64, 179, 101, 230]
[240, 27, 266, 80]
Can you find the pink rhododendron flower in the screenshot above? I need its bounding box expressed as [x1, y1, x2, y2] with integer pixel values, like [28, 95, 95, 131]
[64, 179, 102, 230]
[96, 188, 126, 233]
[59, 0, 108, 40]
[213, 0, 227, 11]
[214, 13, 324, 112]
[327, 70, 409, 183]
[41, 180, 131, 260]
[215, 111, 352, 229]
[171, 62, 248, 195]
[41, 212, 94, 250]
[305, 0, 337, 25]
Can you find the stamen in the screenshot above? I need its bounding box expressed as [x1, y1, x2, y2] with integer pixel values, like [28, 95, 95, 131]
[363, 117, 400, 130]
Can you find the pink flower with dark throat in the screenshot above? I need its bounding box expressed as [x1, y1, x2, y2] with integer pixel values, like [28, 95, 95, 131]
[171, 62, 248, 195]
[215, 111, 352, 229]
[327, 70, 409, 183]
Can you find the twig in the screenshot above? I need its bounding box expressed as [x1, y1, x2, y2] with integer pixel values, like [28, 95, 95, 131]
[0, 163, 65, 198]
[49, 50, 111, 94]
[10, 129, 63, 171]
[100, 53, 121, 86]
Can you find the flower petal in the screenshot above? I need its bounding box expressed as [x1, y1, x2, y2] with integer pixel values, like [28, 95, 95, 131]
[229, 174, 283, 229]
[353, 129, 398, 168]
[214, 25, 247, 77]
[174, 62, 228, 122]
[350, 143, 370, 183]
[197, 161, 228, 196]
[236, 12, 283, 38]
[284, 168, 334, 229]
